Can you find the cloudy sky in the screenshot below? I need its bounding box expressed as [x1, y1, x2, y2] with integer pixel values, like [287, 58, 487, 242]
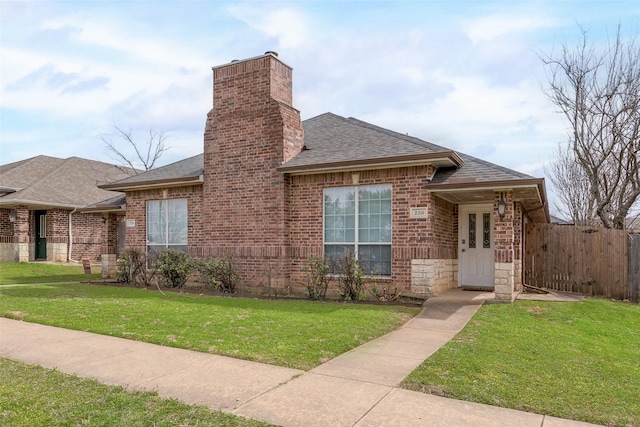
[1, 0, 639, 215]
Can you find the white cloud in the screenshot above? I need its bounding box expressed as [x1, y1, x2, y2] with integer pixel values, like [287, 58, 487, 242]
[227, 5, 310, 49]
[465, 13, 556, 44]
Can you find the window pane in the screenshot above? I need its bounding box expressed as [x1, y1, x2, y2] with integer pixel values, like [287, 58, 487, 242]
[147, 245, 164, 262]
[342, 229, 353, 242]
[168, 199, 187, 244]
[483, 213, 491, 249]
[359, 245, 391, 276]
[358, 184, 391, 243]
[39, 215, 46, 239]
[147, 201, 166, 245]
[325, 244, 355, 273]
[324, 187, 355, 243]
[469, 213, 476, 249]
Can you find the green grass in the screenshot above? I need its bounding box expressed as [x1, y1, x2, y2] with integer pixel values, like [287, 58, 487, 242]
[0, 262, 101, 285]
[402, 299, 640, 426]
[0, 283, 419, 370]
[0, 358, 271, 427]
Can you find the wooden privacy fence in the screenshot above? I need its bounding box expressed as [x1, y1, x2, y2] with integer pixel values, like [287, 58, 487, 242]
[525, 223, 639, 303]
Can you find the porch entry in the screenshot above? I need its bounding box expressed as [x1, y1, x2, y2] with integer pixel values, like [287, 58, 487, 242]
[459, 204, 494, 288]
[35, 210, 47, 260]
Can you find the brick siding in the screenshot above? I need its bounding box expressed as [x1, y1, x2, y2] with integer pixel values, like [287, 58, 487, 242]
[287, 167, 457, 291]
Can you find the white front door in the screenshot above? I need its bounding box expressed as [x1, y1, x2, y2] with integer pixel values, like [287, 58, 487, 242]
[459, 204, 494, 288]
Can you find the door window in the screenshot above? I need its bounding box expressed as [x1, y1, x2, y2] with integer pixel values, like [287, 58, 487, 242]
[39, 214, 46, 238]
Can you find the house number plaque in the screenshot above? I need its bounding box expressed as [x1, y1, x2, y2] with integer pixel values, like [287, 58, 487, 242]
[410, 207, 427, 219]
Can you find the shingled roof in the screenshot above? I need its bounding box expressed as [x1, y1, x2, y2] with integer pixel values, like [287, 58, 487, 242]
[0, 156, 133, 209]
[99, 154, 204, 191]
[279, 113, 463, 173]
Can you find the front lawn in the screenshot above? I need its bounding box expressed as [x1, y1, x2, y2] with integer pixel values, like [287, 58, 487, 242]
[0, 283, 418, 370]
[0, 358, 271, 427]
[401, 299, 640, 426]
[0, 262, 101, 285]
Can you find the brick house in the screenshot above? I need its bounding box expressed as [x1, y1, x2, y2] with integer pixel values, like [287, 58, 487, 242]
[100, 52, 549, 301]
[0, 156, 131, 263]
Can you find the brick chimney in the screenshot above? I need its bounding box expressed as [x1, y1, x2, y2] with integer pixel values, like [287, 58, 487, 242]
[201, 52, 304, 287]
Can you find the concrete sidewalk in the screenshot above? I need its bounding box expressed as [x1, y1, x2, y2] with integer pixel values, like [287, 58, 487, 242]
[0, 289, 598, 426]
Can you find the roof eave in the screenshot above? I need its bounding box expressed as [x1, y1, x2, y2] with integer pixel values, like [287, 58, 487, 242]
[428, 178, 549, 222]
[99, 175, 204, 191]
[77, 205, 126, 214]
[278, 151, 463, 175]
[426, 177, 544, 192]
[0, 199, 85, 209]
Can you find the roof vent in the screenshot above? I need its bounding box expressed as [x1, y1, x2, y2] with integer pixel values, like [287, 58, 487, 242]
[265, 51, 278, 57]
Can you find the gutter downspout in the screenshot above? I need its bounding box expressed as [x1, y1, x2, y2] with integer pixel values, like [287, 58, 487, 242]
[68, 208, 80, 263]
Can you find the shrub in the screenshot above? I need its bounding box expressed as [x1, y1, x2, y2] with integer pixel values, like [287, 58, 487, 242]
[334, 251, 367, 301]
[301, 255, 332, 300]
[153, 249, 195, 289]
[371, 283, 401, 302]
[115, 248, 155, 287]
[198, 255, 238, 293]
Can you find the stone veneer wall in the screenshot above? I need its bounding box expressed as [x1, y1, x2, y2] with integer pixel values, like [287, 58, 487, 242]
[493, 191, 524, 302]
[0, 208, 15, 262]
[411, 259, 458, 295]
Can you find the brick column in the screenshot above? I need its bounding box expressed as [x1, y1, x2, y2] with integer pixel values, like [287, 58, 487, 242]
[494, 191, 516, 302]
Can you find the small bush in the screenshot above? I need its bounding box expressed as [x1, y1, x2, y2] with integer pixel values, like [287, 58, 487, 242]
[371, 283, 401, 302]
[198, 255, 238, 293]
[116, 248, 155, 287]
[301, 255, 332, 300]
[334, 251, 367, 301]
[153, 249, 195, 289]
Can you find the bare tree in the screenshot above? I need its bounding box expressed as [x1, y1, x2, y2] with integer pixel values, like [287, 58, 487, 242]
[546, 143, 598, 225]
[541, 25, 640, 229]
[101, 125, 169, 174]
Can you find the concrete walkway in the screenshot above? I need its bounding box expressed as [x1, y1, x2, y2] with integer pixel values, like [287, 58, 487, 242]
[0, 288, 598, 426]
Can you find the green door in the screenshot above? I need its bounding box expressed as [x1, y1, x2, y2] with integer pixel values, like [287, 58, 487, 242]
[35, 210, 47, 260]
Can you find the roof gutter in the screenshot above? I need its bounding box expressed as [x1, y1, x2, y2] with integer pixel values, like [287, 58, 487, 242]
[278, 151, 464, 175]
[0, 199, 87, 210]
[98, 174, 204, 191]
[77, 205, 126, 214]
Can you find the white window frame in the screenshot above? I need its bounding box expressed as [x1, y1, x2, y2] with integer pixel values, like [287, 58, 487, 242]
[146, 199, 188, 258]
[323, 184, 392, 276]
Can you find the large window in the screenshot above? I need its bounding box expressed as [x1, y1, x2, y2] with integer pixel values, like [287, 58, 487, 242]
[147, 199, 187, 257]
[324, 184, 392, 276]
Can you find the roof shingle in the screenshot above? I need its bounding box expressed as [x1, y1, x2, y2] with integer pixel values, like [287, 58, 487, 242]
[0, 156, 132, 208]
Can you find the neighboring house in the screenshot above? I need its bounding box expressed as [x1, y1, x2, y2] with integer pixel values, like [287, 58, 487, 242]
[100, 52, 549, 301]
[0, 156, 132, 262]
